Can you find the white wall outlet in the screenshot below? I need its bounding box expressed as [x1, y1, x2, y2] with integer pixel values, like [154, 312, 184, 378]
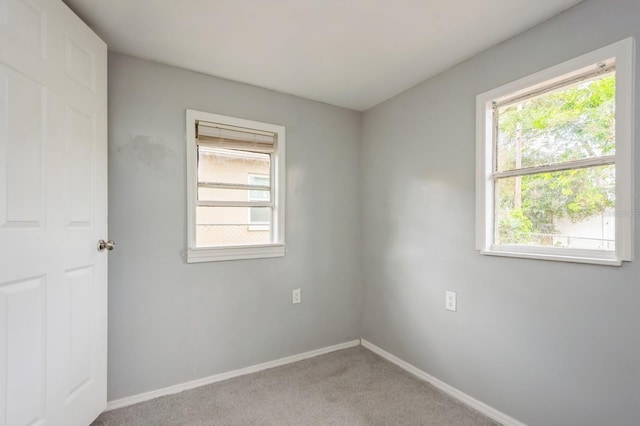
[292, 288, 301, 304]
[445, 290, 457, 312]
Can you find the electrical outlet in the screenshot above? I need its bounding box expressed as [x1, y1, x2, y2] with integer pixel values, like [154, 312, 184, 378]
[292, 288, 301, 304]
[445, 291, 457, 312]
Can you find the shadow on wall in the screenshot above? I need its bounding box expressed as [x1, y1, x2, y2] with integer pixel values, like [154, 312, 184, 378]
[112, 135, 178, 179]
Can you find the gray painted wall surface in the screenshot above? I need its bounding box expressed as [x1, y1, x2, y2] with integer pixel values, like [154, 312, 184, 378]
[107, 53, 362, 400]
[361, 1, 640, 425]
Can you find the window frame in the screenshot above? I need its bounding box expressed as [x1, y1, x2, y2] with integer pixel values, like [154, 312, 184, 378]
[475, 38, 635, 266]
[186, 109, 286, 263]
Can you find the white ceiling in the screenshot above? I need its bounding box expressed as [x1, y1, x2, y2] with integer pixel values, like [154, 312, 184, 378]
[63, 0, 583, 111]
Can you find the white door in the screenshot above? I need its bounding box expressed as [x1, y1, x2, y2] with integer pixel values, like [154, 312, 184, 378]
[0, 0, 108, 425]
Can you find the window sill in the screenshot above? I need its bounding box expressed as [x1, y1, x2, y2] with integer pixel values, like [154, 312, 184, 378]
[187, 243, 285, 263]
[480, 246, 622, 266]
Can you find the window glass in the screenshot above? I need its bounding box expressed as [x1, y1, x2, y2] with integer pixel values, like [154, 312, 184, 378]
[496, 74, 615, 172]
[493, 72, 616, 253]
[196, 206, 272, 246]
[187, 109, 285, 262]
[198, 148, 270, 186]
[494, 165, 615, 250]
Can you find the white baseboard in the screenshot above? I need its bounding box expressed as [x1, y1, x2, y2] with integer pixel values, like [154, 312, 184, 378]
[107, 337, 526, 426]
[106, 339, 361, 411]
[361, 339, 526, 426]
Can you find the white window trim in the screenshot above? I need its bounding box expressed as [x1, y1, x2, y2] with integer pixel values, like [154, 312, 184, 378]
[476, 37, 635, 265]
[186, 109, 286, 263]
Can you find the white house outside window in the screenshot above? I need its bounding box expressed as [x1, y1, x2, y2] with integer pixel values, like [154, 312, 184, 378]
[248, 174, 270, 230]
[476, 38, 634, 265]
[186, 110, 286, 263]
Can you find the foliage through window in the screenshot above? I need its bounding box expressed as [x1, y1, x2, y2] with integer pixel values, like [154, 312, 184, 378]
[476, 39, 634, 265]
[495, 72, 615, 250]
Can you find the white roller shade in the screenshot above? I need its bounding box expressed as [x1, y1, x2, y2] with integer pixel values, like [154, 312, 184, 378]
[197, 120, 276, 153]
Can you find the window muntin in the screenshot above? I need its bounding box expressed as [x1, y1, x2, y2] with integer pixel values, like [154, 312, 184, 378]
[476, 38, 634, 265]
[186, 110, 285, 262]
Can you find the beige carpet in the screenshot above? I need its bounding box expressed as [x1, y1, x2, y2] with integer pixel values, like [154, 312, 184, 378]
[93, 346, 499, 425]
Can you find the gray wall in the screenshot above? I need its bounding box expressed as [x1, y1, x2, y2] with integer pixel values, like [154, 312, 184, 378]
[361, 1, 640, 425]
[107, 53, 362, 400]
[109, 1, 640, 423]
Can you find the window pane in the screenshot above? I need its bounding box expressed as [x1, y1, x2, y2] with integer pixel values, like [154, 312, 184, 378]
[196, 206, 271, 247]
[248, 174, 270, 201]
[494, 165, 615, 251]
[249, 206, 270, 224]
[198, 187, 270, 202]
[496, 73, 615, 172]
[198, 147, 270, 185]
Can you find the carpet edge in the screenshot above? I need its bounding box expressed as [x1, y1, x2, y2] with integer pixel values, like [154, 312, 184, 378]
[360, 339, 527, 426]
[105, 339, 361, 412]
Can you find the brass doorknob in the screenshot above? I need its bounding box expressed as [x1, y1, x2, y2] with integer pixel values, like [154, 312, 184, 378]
[97, 239, 115, 252]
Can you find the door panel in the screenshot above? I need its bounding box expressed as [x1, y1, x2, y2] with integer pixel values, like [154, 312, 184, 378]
[0, 276, 45, 426]
[65, 266, 94, 401]
[1, 0, 46, 59]
[64, 36, 95, 93]
[65, 104, 95, 227]
[0, 65, 44, 229]
[0, 0, 107, 425]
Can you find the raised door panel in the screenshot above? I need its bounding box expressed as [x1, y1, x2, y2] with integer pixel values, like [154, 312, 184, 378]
[0, 0, 45, 59]
[64, 266, 95, 403]
[65, 36, 95, 93]
[65, 104, 94, 228]
[0, 277, 45, 426]
[0, 0, 46, 86]
[0, 65, 44, 229]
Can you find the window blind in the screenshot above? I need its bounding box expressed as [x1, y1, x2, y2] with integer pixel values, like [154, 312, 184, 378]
[197, 120, 276, 153]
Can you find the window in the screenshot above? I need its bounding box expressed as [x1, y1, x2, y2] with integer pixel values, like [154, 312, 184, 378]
[186, 110, 285, 263]
[248, 174, 270, 230]
[476, 38, 634, 265]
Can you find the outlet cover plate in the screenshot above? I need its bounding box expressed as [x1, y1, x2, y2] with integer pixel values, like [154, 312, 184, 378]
[445, 290, 457, 311]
